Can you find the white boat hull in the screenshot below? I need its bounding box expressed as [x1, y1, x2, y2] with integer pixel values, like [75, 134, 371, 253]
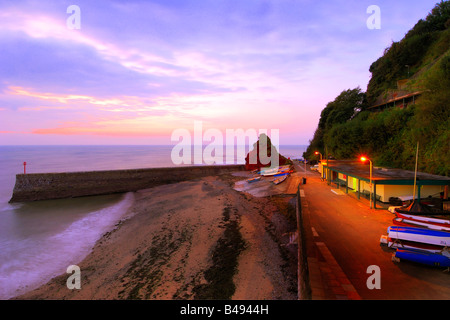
[380, 235, 444, 254]
[387, 226, 450, 247]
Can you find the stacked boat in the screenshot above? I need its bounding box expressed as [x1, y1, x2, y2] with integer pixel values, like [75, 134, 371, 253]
[246, 166, 293, 184]
[272, 174, 288, 185]
[259, 165, 292, 177]
[380, 202, 450, 269]
[393, 213, 450, 232]
[254, 166, 292, 185]
[246, 176, 261, 183]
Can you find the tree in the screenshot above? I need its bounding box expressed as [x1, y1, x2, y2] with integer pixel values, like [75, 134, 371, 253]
[304, 88, 367, 160]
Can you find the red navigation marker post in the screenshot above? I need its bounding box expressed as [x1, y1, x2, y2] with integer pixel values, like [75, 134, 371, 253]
[23, 162, 27, 174]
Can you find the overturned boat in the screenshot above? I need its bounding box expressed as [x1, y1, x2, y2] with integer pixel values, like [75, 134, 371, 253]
[246, 176, 261, 183]
[393, 213, 450, 232]
[272, 174, 288, 185]
[393, 247, 450, 268]
[387, 226, 450, 247]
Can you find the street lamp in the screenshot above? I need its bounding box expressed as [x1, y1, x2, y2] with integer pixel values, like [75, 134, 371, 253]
[314, 151, 322, 160]
[315, 151, 325, 180]
[360, 156, 373, 209]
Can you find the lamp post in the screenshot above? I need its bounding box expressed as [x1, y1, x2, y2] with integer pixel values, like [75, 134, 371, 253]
[413, 141, 419, 203]
[315, 151, 323, 180]
[360, 156, 373, 209]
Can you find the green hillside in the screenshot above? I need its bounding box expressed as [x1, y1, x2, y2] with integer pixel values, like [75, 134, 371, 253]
[305, 1, 450, 176]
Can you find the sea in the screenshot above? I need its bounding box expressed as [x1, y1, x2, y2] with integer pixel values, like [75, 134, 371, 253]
[0, 144, 307, 299]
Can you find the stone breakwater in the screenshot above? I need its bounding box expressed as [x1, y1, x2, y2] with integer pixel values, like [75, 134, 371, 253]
[9, 165, 245, 203]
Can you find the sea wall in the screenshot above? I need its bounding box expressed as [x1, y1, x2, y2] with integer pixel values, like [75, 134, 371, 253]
[9, 165, 245, 203]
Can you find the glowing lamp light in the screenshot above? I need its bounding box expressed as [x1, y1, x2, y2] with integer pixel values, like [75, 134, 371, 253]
[314, 151, 323, 161]
[360, 156, 367, 162]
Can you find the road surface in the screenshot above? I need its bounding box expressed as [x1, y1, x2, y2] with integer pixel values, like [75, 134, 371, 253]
[295, 162, 450, 300]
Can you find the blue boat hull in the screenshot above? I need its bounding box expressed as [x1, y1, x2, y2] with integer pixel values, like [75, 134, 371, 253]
[388, 226, 450, 238]
[273, 172, 289, 177]
[387, 226, 450, 246]
[395, 248, 450, 268]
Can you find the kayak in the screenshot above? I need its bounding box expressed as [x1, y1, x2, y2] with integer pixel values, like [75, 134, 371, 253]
[396, 213, 450, 226]
[273, 174, 288, 185]
[259, 168, 278, 175]
[392, 217, 450, 232]
[272, 170, 293, 177]
[246, 176, 261, 183]
[387, 226, 450, 247]
[262, 169, 291, 177]
[260, 166, 292, 176]
[380, 235, 444, 254]
[395, 212, 450, 228]
[393, 247, 450, 268]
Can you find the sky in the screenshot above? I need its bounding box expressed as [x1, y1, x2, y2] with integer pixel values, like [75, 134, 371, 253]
[0, 0, 440, 145]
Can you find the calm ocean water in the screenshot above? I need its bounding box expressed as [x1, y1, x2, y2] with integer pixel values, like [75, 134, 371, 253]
[0, 145, 306, 299]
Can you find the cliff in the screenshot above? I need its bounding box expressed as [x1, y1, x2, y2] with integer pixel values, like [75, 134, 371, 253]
[305, 1, 450, 176]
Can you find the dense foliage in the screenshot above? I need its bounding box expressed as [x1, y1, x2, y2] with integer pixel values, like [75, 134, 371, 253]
[305, 88, 367, 160]
[305, 1, 450, 176]
[367, 0, 450, 104]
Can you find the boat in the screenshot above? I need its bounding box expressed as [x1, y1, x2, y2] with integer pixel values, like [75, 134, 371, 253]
[246, 176, 261, 183]
[261, 169, 290, 177]
[394, 200, 447, 216]
[395, 212, 450, 229]
[387, 226, 450, 247]
[273, 174, 288, 185]
[393, 247, 450, 268]
[259, 167, 279, 176]
[393, 217, 450, 232]
[272, 170, 293, 177]
[380, 234, 444, 253]
[260, 166, 292, 176]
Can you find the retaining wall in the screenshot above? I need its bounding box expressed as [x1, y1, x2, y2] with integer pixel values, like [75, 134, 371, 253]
[9, 165, 245, 203]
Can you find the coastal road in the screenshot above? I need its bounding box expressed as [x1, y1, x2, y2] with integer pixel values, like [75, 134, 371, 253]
[295, 163, 450, 300]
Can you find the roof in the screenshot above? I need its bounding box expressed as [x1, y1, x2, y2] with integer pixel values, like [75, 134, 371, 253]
[368, 91, 423, 110]
[322, 160, 450, 185]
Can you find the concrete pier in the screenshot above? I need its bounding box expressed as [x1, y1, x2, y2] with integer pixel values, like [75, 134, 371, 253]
[9, 165, 245, 203]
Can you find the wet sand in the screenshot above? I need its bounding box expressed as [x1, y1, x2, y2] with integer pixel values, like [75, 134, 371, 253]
[15, 173, 298, 300]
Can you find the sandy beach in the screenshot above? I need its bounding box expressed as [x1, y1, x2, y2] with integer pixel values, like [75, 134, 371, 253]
[15, 172, 298, 300]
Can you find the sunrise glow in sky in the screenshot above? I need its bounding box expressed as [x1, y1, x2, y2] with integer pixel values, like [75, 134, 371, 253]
[0, 0, 439, 145]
